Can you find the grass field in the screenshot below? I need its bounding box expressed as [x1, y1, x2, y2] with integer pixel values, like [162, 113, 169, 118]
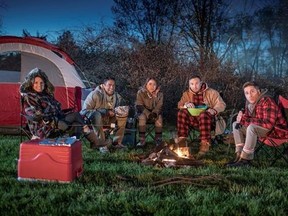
[0, 133, 288, 216]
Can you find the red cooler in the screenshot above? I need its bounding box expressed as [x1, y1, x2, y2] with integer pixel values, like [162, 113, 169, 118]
[17, 138, 83, 182]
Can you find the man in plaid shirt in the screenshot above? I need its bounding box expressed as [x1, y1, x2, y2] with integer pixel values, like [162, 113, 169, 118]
[227, 81, 288, 167]
[177, 75, 226, 158]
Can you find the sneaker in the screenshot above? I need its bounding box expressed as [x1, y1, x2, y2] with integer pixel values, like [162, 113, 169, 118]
[99, 146, 109, 154]
[136, 142, 146, 147]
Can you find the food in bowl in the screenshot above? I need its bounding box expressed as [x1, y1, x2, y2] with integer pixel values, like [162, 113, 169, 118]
[187, 105, 207, 116]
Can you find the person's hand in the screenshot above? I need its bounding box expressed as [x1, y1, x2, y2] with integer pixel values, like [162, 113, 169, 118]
[184, 102, 195, 108]
[107, 109, 115, 117]
[207, 108, 217, 115]
[236, 110, 243, 123]
[148, 112, 158, 121]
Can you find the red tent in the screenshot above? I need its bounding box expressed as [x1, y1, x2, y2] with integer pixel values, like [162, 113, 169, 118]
[0, 36, 87, 134]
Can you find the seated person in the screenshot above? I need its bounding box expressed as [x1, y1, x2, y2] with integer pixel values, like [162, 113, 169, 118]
[80, 77, 128, 149]
[135, 77, 163, 146]
[20, 68, 102, 149]
[177, 75, 226, 158]
[227, 81, 288, 167]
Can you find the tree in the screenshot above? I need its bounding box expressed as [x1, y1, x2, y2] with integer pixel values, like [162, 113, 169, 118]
[112, 0, 180, 46]
[55, 31, 79, 61]
[178, 0, 230, 73]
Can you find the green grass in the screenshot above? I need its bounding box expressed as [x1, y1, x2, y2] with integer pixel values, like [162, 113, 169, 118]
[0, 133, 288, 216]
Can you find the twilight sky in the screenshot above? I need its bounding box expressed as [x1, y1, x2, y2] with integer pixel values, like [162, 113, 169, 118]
[1, 0, 115, 40]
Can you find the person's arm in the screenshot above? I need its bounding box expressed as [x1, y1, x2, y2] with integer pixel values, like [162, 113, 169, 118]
[177, 91, 193, 109]
[82, 90, 108, 115]
[22, 94, 45, 122]
[152, 92, 163, 115]
[240, 97, 278, 130]
[135, 91, 150, 116]
[205, 89, 226, 114]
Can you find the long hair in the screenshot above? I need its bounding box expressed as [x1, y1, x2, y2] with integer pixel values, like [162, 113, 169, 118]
[19, 68, 55, 95]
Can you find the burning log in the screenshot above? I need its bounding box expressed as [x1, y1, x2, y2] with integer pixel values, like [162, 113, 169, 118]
[141, 142, 204, 167]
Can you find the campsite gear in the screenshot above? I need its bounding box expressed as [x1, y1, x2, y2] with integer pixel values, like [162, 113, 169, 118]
[187, 105, 207, 116]
[254, 95, 288, 165]
[18, 138, 83, 182]
[0, 36, 87, 135]
[115, 106, 129, 118]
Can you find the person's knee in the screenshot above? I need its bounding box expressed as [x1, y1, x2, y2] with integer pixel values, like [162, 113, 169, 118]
[177, 109, 189, 117]
[155, 116, 163, 127]
[247, 124, 257, 133]
[232, 121, 239, 130]
[138, 114, 147, 126]
[88, 111, 102, 124]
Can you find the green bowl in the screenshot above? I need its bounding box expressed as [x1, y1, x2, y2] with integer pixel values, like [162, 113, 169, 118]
[187, 106, 207, 116]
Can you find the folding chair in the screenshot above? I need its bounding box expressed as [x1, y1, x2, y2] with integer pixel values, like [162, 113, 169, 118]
[134, 117, 160, 146]
[188, 114, 226, 147]
[255, 95, 288, 166]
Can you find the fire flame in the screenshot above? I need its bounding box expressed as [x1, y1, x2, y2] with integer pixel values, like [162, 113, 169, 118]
[174, 147, 190, 158]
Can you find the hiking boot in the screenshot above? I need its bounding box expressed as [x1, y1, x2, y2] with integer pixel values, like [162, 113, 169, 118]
[225, 152, 241, 166]
[177, 137, 187, 147]
[198, 141, 210, 154]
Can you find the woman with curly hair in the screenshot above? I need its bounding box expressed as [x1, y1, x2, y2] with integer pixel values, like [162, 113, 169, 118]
[20, 68, 105, 150]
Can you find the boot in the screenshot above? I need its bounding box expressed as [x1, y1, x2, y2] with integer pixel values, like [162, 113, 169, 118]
[225, 152, 241, 166]
[136, 131, 146, 147]
[155, 132, 162, 146]
[85, 131, 106, 149]
[226, 158, 251, 167]
[196, 140, 210, 159]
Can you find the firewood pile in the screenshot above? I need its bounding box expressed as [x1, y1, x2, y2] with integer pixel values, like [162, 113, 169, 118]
[140, 142, 204, 167]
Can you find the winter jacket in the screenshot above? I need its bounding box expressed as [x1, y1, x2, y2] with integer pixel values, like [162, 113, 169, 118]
[177, 82, 226, 114]
[135, 87, 163, 118]
[81, 84, 124, 117]
[240, 90, 288, 138]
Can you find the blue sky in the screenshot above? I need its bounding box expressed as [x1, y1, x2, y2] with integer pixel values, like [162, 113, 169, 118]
[1, 0, 114, 40]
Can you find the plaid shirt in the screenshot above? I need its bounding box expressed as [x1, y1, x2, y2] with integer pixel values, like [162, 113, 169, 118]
[241, 96, 288, 138]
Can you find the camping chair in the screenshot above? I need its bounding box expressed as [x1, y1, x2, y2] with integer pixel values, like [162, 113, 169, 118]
[254, 95, 288, 166]
[145, 118, 157, 141]
[188, 114, 227, 147]
[134, 115, 160, 145]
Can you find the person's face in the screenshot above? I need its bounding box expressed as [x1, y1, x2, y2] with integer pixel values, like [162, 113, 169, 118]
[146, 79, 157, 93]
[189, 77, 201, 93]
[103, 79, 115, 96]
[32, 76, 45, 93]
[244, 85, 261, 104]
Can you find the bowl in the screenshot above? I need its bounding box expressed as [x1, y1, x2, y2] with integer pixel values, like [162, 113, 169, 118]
[187, 105, 207, 116]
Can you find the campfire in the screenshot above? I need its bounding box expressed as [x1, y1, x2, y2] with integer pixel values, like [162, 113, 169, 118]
[141, 142, 204, 167]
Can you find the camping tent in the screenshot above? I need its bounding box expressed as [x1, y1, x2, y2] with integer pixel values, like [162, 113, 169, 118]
[0, 36, 87, 134]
